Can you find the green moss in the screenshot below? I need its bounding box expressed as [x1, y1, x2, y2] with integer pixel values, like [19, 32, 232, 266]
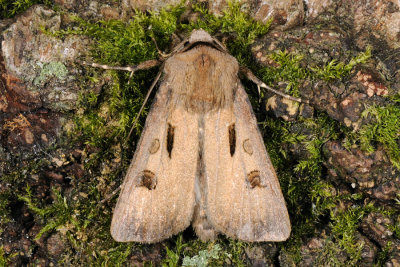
[0, 0, 52, 18]
[0, 154, 52, 231]
[160, 237, 247, 266]
[329, 202, 372, 262]
[0, 194, 10, 226]
[311, 47, 371, 81]
[258, 47, 371, 98]
[184, 1, 272, 63]
[0, 246, 5, 267]
[162, 235, 186, 267]
[358, 104, 400, 169]
[262, 111, 382, 264]
[376, 241, 392, 266]
[0, 246, 17, 267]
[260, 50, 307, 97]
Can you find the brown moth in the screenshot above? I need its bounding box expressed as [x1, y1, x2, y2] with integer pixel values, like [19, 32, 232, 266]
[110, 29, 291, 243]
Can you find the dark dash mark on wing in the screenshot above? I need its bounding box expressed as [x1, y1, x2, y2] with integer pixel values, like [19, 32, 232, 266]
[167, 123, 175, 158]
[228, 123, 236, 156]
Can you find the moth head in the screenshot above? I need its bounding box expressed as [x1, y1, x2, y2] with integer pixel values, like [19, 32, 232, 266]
[188, 29, 214, 44]
[177, 29, 227, 53]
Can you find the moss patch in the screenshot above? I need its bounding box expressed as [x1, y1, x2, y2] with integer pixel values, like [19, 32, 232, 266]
[359, 104, 400, 169]
[0, 0, 52, 18]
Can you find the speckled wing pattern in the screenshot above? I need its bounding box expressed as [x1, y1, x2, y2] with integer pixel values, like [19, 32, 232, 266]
[203, 84, 291, 241]
[110, 80, 198, 243]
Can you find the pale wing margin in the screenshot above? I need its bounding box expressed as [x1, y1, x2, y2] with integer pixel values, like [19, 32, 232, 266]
[111, 83, 198, 243]
[204, 84, 291, 242]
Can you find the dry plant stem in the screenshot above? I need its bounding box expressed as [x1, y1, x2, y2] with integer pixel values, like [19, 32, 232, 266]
[240, 66, 308, 104]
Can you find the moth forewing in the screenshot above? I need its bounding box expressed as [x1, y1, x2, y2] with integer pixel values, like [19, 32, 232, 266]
[203, 84, 291, 241]
[110, 79, 198, 243]
[110, 29, 291, 243]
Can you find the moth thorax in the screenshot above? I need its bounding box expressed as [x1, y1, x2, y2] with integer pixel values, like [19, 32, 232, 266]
[164, 45, 239, 113]
[184, 53, 236, 113]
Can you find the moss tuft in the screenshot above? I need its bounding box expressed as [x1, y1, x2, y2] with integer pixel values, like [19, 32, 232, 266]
[0, 0, 52, 18]
[358, 104, 400, 169]
[311, 47, 371, 81]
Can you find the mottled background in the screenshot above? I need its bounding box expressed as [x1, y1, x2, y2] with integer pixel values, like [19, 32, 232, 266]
[0, 0, 399, 266]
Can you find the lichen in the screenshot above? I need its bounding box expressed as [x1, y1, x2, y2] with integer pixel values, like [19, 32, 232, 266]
[33, 61, 69, 86]
[182, 244, 221, 267]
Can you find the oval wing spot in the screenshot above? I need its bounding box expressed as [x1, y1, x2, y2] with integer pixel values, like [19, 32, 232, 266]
[242, 139, 253, 155]
[247, 170, 265, 189]
[138, 170, 157, 190]
[149, 139, 160, 154]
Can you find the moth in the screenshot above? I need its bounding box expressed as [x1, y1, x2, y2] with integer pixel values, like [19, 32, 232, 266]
[92, 29, 294, 243]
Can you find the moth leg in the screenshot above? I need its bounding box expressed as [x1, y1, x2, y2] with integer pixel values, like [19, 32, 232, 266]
[150, 35, 170, 59]
[100, 184, 122, 204]
[79, 59, 161, 74]
[80, 59, 161, 85]
[240, 66, 309, 104]
[79, 59, 164, 141]
[126, 68, 163, 140]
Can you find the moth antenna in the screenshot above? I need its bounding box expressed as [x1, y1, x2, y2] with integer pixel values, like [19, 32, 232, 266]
[240, 66, 309, 104]
[100, 184, 122, 204]
[126, 67, 164, 141]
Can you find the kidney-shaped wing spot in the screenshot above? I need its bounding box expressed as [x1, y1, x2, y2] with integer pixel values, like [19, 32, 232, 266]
[111, 83, 199, 243]
[137, 170, 157, 190]
[203, 84, 291, 242]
